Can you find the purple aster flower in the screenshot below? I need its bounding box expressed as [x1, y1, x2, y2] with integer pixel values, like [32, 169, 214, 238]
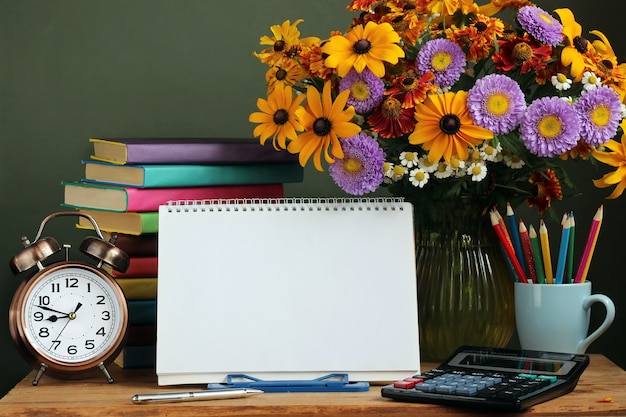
[574, 85, 622, 146]
[329, 133, 385, 195]
[517, 6, 564, 47]
[416, 38, 466, 88]
[339, 68, 385, 114]
[467, 74, 526, 135]
[520, 96, 580, 157]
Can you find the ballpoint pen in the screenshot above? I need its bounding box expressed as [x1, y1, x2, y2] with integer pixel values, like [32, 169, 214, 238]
[132, 388, 264, 404]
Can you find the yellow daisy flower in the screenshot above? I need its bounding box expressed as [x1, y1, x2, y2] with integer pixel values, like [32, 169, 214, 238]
[592, 131, 626, 199]
[426, 0, 456, 16]
[254, 19, 320, 66]
[265, 59, 308, 94]
[288, 81, 362, 171]
[588, 30, 626, 102]
[408, 91, 494, 164]
[555, 8, 593, 81]
[321, 21, 404, 78]
[249, 84, 305, 151]
[478, 0, 534, 17]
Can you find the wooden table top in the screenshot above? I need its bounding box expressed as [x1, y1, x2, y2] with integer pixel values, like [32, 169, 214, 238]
[1, 354, 625, 416]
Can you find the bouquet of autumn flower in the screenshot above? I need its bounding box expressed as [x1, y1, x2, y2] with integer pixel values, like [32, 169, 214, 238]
[249, 0, 626, 216]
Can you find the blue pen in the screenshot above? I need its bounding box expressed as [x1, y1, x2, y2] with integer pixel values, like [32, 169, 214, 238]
[555, 214, 571, 284]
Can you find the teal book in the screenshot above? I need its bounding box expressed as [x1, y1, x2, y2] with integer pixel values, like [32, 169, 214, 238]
[114, 345, 156, 369]
[127, 299, 157, 326]
[82, 160, 304, 188]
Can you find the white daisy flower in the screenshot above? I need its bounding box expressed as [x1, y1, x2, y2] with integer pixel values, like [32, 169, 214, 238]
[433, 162, 453, 179]
[447, 156, 466, 177]
[551, 73, 572, 91]
[418, 155, 438, 173]
[399, 151, 418, 168]
[503, 153, 525, 169]
[581, 71, 602, 91]
[408, 168, 429, 188]
[383, 162, 394, 177]
[390, 164, 407, 181]
[468, 162, 488, 182]
[479, 141, 502, 162]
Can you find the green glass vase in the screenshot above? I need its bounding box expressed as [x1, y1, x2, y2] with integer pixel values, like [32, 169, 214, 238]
[411, 196, 515, 362]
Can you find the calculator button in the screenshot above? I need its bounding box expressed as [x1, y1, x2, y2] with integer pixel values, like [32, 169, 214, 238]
[481, 377, 501, 387]
[495, 389, 523, 400]
[435, 384, 457, 394]
[466, 382, 486, 391]
[393, 380, 416, 389]
[519, 383, 536, 393]
[406, 377, 424, 384]
[455, 386, 478, 396]
[413, 382, 436, 392]
[476, 384, 508, 398]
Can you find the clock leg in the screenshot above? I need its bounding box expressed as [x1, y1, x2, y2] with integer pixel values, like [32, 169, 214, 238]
[32, 363, 48, 386]
[98, 362, 114, 383]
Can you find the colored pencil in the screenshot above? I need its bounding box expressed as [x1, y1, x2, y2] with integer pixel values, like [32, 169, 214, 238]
[490, 211, 528, 283]
[566, 212, 575, 283]
[574, 205, 603, 283]
[492, 206, 511, 243]
[506, 202, 526, 274]
[554, 214, 571, 284]
[491, 208, 521, 282]
[529, 224, 546, 284]
[518, 219, 537, 283]
[539, 219, 553, 284]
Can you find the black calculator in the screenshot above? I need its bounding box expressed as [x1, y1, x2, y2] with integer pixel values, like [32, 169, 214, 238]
[381, 345, 589, 411]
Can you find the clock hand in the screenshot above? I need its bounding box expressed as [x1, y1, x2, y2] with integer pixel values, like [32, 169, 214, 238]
[45, 314, 69, 322]
[51, 319, 71, 350]
[36, 305, 70, 316]
[68, 302, 83, 320]
[49, 303, 83, 348]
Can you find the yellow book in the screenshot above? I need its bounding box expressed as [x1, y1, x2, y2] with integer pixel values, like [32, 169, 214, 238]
[115, 277, 157, 300]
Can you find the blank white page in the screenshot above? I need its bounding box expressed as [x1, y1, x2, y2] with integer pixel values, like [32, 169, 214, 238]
[156, 197, 419, 385]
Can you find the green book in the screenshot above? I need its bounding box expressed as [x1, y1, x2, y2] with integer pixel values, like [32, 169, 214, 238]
[76, 209, 159, 235]
[82, 160, 304, 188]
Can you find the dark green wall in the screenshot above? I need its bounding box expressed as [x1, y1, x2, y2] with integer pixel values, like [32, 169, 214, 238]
[1, 0, 624, 396]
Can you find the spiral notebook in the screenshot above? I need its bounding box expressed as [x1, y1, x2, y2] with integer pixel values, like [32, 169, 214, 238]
[156, 197, 419, 385]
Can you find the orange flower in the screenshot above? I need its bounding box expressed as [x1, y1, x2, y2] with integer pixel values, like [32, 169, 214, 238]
[322, 21, 404, 77]
[526, 169, 563, 213]
[249, 84, 305, 151]
[408, 91, 493, 164]
[289, 81, 361, 171]
[555, 8, 593, 81]
[592, 132, 626, 199]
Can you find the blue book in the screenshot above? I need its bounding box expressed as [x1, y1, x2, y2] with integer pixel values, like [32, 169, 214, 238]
[128, 299, 156, 326]
[114, 345, 156, 369]
[82, 160, 304, 188]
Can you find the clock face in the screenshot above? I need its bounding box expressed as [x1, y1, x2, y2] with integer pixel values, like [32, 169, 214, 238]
[19, 265, 126, 365]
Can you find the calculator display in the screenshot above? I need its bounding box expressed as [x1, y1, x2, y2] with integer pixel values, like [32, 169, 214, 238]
[448, 351, 577, 375]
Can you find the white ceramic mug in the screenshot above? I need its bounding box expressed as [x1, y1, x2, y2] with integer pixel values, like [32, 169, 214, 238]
[514, 282, 615, 354]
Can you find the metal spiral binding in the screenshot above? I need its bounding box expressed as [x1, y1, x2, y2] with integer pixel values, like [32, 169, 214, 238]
[165, 197, 407, 213]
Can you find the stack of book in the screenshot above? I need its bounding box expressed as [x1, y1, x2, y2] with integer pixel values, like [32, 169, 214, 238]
[101, 232, 158, 369]
[61, 137, 303, 369]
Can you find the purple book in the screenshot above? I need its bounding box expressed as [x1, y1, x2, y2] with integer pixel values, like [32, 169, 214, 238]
[89, 137, 299, 165]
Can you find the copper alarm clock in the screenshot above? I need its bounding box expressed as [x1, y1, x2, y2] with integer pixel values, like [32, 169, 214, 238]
[8, 212, 130, 385]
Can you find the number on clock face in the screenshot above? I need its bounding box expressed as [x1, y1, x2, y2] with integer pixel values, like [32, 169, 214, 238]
[23, 267, 123, 363]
